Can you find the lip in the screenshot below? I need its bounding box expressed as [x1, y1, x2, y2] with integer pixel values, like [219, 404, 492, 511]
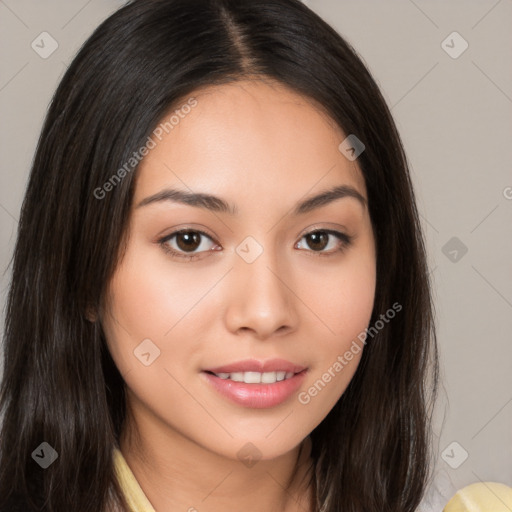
[202, 371, 307, 408]
[204, 358, 307, 374]
[201, 358, 308, 409]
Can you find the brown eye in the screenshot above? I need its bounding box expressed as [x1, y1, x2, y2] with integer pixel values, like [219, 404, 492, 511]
[159, 229, 218, 260]
[305, 231, 329, 251]
[175, 231, 202, 252]
[296, 229, 352, 255]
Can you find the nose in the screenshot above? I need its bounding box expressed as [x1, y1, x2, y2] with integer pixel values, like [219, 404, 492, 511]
[224, 245, 298, 340]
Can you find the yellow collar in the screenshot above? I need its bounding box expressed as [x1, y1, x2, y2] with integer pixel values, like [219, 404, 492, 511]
[113, 447, 156, 512]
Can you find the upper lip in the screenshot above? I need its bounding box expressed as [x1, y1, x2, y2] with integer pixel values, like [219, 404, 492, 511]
[204, 358, 307, 374]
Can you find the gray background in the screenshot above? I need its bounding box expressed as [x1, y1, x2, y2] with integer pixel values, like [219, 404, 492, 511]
[1, 0, 511, 501]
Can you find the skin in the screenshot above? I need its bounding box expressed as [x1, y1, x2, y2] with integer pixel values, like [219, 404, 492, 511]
[100, 78, 376, 512]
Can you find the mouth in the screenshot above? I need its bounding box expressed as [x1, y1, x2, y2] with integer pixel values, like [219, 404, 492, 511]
[203, 369, 297, 384]
[200, 359, 308, 408]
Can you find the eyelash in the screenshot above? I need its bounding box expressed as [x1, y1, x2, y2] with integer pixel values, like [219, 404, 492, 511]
[158, 228, 353, 261]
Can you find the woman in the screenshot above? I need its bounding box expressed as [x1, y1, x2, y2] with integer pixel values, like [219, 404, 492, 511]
[0, 0, 442, 510]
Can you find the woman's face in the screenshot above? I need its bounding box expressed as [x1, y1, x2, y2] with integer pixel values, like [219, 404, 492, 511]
[101, 79, 376, 461]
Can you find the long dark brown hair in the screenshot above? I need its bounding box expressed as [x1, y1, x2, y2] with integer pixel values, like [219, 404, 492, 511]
[0, 0, 439, 510]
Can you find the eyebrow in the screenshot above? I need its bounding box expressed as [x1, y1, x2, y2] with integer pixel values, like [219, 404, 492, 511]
[136, 184, 367, 215]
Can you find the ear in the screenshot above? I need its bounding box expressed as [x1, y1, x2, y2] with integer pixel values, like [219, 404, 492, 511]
[85, 305, 98, 323]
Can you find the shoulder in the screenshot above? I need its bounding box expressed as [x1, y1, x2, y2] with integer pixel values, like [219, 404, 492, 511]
[443, 481, 512, 511]
[415, 467, 512, 512]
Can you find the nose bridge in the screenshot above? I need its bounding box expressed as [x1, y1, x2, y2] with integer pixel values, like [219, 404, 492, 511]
[225, 234, 297, 336]
[239, 243, 281, 295]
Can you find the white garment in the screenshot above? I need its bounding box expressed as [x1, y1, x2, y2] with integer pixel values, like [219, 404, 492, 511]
[416, 467, 459, 511]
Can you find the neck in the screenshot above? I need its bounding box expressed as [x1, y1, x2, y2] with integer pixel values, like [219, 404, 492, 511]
[119, 403, 316, 512]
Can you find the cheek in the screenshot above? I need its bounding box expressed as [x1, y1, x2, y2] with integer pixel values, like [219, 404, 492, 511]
[106, 243, 211, 332]
[303, 243, 376, 347]
[101, 246, 189, 374]
[325, 270, 376, 341]
[101, 240, 232, 384]
[295, 249, 375, 417]
[101, 253, 212, 428]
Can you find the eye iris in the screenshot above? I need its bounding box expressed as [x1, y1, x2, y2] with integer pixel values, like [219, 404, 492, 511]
[176, 231, 201, 252]
[307, 232, 328, 251]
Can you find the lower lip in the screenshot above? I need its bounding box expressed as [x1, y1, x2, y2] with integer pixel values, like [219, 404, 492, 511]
[201, 370, 308, 408]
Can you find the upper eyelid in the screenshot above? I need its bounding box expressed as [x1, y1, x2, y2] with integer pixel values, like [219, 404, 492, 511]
[161, 228, 216, 244]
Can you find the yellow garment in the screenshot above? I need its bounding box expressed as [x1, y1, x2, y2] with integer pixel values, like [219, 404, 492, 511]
[113, 447, 156, 512]
[444, 481, 512, 511]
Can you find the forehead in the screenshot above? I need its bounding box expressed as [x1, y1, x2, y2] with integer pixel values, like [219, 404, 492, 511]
[133, 79, 367, 208]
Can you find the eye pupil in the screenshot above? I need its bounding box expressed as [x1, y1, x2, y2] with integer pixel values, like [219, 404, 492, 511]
[177, 231, 201, 251]
[307, 232, 328, 251]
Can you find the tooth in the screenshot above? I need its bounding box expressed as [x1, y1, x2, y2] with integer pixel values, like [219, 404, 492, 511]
[243, 371, 262, 384]
[276, 371, 286, 381]
[217, 370, 295, 383]
[261, 371, 277, 383]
